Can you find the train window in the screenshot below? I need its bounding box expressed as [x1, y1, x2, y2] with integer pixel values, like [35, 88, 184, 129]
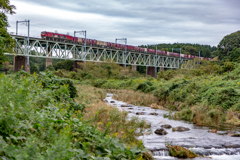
[41, 32, 46, 34]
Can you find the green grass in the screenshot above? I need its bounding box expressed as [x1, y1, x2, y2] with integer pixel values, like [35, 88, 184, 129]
[60, 60, 240, 127]
[0, 71, 152, 160]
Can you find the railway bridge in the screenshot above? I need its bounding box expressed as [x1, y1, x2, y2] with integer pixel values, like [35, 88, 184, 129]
[5, 35, 198, 77]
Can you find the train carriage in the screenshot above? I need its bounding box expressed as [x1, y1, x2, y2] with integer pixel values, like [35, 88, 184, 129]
[41, 31, 211, 61]
[139, 47, 145, 52]
[41, 31, 73, 42]
[97, 40, 107, 47]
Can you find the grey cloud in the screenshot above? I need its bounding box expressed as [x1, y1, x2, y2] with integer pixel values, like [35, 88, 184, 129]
[8, 0, 240, 46]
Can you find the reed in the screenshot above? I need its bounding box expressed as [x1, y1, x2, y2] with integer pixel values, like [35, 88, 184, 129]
[75, 84, 152, 149]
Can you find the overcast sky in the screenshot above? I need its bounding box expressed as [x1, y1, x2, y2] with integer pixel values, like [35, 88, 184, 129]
[7, 0, 240, 47]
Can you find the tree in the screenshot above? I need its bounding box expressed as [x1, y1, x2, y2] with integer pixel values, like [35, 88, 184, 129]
[30, 64, 39, 74]
[182, 46, 198, 55]
[217, 31, 240, 61]
[229, 47, 240, 62]
[46, 65, 55, 71]
[202, 48, 211, 58]
[0, 0, 16, 67]
[54, 60, 73, 71]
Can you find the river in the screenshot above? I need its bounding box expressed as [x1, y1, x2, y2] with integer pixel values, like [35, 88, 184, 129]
[105, 93, 240, 160]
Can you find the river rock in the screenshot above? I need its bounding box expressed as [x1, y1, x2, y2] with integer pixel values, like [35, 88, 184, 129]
[110, 101, 115, 103]
[223, 142, 240, 148]
[161, 124, 172, 129]
[136, 112, 145, 115]
[208, 129, 217, 133]
[128, 108, 134, 110]
[225, 131, 240, 137]
[121, 104, 130, 107]
[172, 126, 190, 132]
[150, 113, 158, 116]
[155, 128, 168, 135]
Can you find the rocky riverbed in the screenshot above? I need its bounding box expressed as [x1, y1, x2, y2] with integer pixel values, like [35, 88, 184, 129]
[104, 93, 240, 160]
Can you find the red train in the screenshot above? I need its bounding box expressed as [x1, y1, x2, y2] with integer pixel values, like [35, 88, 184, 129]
[41, 31, 212, 60]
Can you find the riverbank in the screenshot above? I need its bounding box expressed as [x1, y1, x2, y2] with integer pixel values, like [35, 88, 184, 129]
[53, 61, 240, 127]
[0, 71, 152, 159]
[104, 93, 240, 160]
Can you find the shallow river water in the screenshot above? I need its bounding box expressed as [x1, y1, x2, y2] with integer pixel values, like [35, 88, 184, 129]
[104, 93, 240, 160]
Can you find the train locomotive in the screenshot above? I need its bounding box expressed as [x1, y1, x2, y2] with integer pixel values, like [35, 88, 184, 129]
[41, 31, 211, 60]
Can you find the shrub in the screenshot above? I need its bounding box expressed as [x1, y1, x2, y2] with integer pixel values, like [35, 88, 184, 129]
[157, 70, 175, 80]
[174, 108, 193, 121]
[0, 73, 149, 159]
[46, 65, 55, 71]
[154, 87, 169, 101]
[204, 87, 239, 110]
[93, 79, 107, 88]
[222, 61, 235, 72]
[135, 81, 153, 93]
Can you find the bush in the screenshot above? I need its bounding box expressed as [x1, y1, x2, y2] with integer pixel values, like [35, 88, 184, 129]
[222, 61, 235, 72]
[93, 79, 107, 88]
[0, 73, 148, 159]
[46, 65, 55, 71]
[135, 81, 154, 93]
[154, 87, 169, 101]
[30, 64, 39, 74]
[157, 70, 175, 80]
[204, 87, 239, 110]
[54, 60, 73, 71]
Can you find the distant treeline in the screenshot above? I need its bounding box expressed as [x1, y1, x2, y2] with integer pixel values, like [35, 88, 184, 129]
[139, 43, 217, 58]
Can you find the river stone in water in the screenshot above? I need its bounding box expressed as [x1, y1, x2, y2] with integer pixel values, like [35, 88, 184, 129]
[150, 113, 158, 116]
[172, 126, 190, 132]
[121, 104, 130, 107]
[110, 101, 115, 103]
[155, 128, 168, 135]
[208, 129, 217, 133]
[226, 131, 240, 137]
[136, 112, 145, 115]
[223, 142, 240, 148]
[161, 124, 172, 129]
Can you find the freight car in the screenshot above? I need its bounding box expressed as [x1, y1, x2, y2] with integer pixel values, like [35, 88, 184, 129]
[41, 31, 73, 43]
[41, 31, 210, 60]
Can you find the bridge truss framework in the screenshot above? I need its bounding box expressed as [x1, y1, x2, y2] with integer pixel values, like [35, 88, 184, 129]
[6, 35, 199, 69]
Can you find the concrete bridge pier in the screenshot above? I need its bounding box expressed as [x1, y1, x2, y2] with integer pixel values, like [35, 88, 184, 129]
[46, 47, 53, 68]
[132, 65, 137, 71]
[131, 58, 137, 71]
[146, 66, 157, 78]
[46, 58, 52, 68]
[73, 60, 84, 72]
[14, 56, 30, 73]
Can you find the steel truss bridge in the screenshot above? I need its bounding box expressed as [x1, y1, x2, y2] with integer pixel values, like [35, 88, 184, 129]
[6, 35, 199, 69]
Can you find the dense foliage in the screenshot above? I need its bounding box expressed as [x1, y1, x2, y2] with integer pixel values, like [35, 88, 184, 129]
[0, 71, 149, 159]
[54, 62, 143, 81]
[139, 43, 217, 58]
[0, 0, 16, 67]
[67, 60, 240, 126]
[217, 31, 240, 61]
